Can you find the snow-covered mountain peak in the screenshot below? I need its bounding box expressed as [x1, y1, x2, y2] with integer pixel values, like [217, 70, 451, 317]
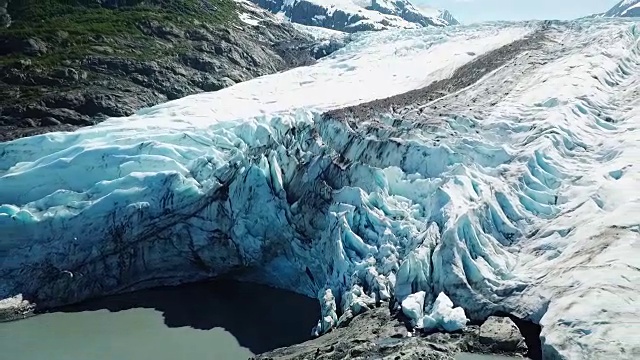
[414, 3, 459, 24]
[605, 0, 640, 17]
[249, 0, 459, 32]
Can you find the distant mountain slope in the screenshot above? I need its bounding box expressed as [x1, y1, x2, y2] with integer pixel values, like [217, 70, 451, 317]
[437, 9, 459, 25]
[249, 0, 458, 32]
[604, 0, 640, 17]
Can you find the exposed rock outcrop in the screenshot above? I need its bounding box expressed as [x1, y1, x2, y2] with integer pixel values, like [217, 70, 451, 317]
[0, 295, 35, 322]
[479, 316, 528, 353]
[255, 307, 530, 360]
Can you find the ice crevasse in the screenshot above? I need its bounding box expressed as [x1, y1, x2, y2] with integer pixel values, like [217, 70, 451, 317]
[1, 19, 640, 359]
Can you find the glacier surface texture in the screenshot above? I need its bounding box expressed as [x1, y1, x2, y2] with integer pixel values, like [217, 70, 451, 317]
[1, 19, 639, 359]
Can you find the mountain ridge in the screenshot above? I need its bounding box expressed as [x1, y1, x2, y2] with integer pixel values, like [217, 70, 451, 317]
[249, 0, 459, 32]
[604, 0, 640, 17]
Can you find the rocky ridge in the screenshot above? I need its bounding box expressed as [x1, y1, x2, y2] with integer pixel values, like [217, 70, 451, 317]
[604, 0, 640, 18]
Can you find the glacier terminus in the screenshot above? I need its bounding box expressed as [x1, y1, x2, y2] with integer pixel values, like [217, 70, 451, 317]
[1, 14, 640, 360]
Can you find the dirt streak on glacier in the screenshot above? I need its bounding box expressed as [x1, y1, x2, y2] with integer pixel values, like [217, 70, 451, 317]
[1, 18, 639, 360]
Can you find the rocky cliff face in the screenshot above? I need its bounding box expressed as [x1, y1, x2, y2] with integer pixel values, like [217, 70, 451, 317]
[0, 0, 337, 141]
[249, 0, 458, 32]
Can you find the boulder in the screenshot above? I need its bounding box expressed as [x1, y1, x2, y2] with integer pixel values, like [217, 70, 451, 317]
[479, 316, 528, 353]
[0, 295, 35, 322]
[52, 67, 80, 82]
[0, 37, 48, 56]
[23, 38, 48, 56]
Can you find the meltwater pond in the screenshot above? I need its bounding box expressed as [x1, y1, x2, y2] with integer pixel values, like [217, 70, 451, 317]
[0, 280, 319, 360]
[456, 354, 521, 360]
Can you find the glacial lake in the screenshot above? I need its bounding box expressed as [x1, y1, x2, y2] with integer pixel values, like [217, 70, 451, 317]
[456, 353, 520, 360]
[0, 279, 319, 360]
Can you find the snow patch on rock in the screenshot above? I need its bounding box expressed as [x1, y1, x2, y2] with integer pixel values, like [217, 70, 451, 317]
[605, 0, 640, 17]
[248, 0, 458, 32]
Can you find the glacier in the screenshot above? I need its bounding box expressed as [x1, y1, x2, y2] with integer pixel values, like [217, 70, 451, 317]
[1, 18, 640, 359]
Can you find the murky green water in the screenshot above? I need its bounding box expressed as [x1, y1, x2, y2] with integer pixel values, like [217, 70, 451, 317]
[0, 280, 319, 360]
[456, 353, 520, 360]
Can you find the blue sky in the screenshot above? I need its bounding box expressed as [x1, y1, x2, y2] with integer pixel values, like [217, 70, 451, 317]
[416, 0, 621, 23]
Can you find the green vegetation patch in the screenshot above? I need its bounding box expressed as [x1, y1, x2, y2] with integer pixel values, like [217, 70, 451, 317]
[1, 0, 238, 65]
